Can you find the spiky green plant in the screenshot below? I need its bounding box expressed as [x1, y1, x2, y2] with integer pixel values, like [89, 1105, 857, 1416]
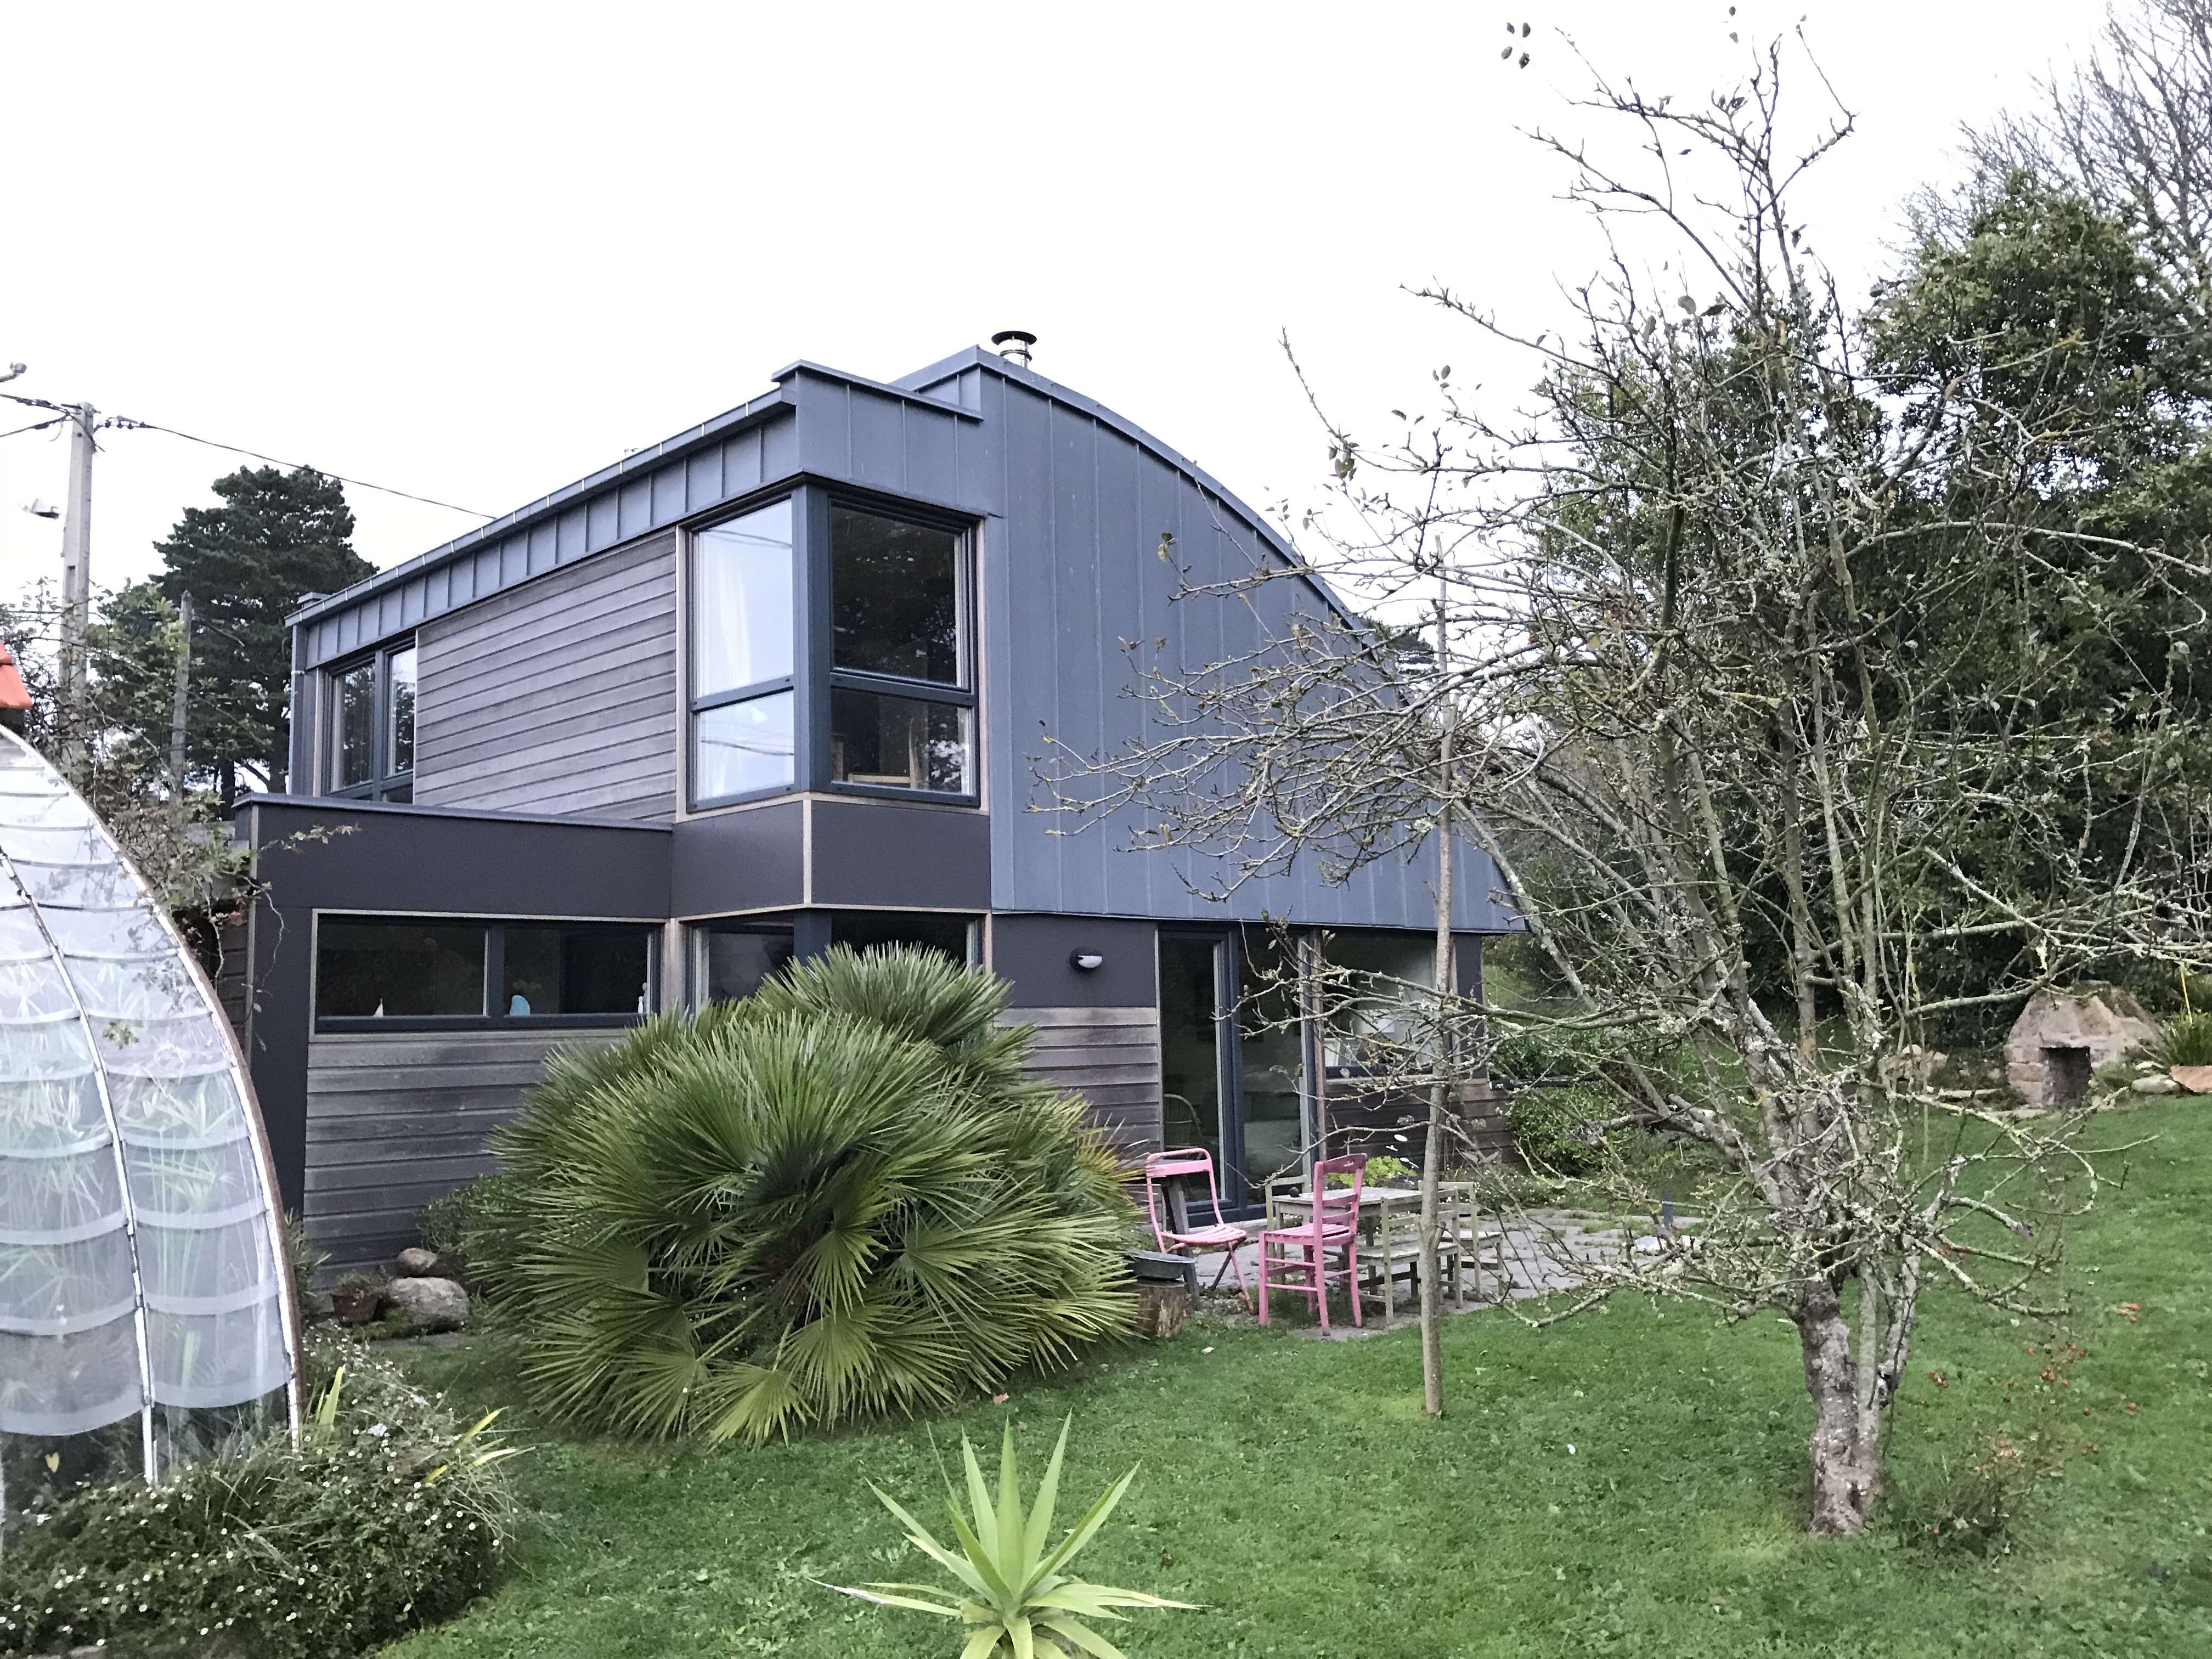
[827, 1418, 1193, 1659]
[490, 947, 1135, 1443]
[2149, 1010, 2212, 1069]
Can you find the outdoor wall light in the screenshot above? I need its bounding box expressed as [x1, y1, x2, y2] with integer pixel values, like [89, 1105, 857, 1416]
[1070, 950, 1105, 972]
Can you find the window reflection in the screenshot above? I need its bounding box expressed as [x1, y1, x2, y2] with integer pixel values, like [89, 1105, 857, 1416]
[830, 507, 960, 682]
[829, 688, 969, 793]
[694, 501, 794, 696]
[330, 663, 375, 790]
[695, 690, 795, 801]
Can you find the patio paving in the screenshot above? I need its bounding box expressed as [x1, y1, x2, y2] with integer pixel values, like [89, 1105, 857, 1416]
[1184, 1207, 1641, 1339]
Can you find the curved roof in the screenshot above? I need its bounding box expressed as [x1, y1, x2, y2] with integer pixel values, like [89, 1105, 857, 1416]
[0, 731, 296, 1487]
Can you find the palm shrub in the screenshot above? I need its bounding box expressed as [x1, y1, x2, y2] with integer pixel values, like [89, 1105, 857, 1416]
[2148, 1011, 2212, 1070]
[492, 946, 1135, 1443]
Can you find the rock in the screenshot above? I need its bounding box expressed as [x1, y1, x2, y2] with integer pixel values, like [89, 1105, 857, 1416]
[383, 1275, 469, 1333]
[2131, 1074, 2181, 1096]
[394, 1246, 442, 1277]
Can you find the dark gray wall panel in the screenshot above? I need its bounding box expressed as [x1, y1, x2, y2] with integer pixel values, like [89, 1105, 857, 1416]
[990, 913, 1156, 1008]
[671, 801, 805, 918]
[236, 799, 670, 1211]
[414, 532, 678, 820]
[808, 799, 990, 911]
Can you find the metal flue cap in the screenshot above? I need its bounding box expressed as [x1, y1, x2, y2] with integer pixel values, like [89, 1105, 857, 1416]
[992, 330, 1037, 367]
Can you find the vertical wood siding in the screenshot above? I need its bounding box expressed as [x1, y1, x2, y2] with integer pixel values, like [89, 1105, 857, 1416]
[302, 1028, 622, 1274]
[413, 533, 679, 820]
[1005, 1005, 1163, 1164]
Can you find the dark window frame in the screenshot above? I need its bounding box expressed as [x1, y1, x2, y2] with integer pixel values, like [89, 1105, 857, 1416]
[688, 494, 800, 811]
[815, 490, 978, 805]
[313, 913, 660, 1033]
[322, 637, 417, 802]
[685, 484, 981, 812]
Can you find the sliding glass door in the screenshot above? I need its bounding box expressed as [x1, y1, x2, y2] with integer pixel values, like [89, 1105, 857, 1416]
[1158, 929, 1314, 1215]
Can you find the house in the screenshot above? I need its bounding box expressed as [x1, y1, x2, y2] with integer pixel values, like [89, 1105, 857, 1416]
[225, 340, 1518, 1272]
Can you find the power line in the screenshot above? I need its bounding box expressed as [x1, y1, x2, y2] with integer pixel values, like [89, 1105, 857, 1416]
[1, 390, 494, 520]
[0, 416, 66, 441]
[101, 418, 495, 519]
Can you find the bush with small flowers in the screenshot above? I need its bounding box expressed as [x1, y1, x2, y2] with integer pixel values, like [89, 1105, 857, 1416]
[0, 1333, 512, 1658]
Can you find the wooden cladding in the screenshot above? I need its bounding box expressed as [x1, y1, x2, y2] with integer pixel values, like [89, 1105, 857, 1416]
[1006, 1004, 1163, 1163]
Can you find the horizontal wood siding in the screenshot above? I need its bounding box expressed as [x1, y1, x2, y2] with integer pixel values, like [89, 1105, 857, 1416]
[303, 1028, 622, 1273]
[1006, 1005, 1162, 1163]
[413, 533, 679, 820]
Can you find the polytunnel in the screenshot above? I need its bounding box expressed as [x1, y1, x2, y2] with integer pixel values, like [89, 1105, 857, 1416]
[0, 728, 297, 1516]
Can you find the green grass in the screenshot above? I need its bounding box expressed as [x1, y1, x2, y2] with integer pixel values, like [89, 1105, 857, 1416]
[381, 1100, 2212, 1658]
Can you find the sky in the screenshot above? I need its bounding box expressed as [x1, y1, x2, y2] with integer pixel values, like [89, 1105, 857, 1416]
[0, 0, 2114, 606]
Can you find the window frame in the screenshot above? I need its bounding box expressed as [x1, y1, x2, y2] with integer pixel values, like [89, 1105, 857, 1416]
[684, 486, 981, 812]
[815, 491, 978, 805]
[688, 494, 800, 811]
[321, 637, 418, 802]
[312, 912, 661, 1032]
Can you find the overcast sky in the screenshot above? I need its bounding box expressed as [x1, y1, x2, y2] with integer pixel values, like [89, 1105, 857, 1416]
[0, 1, 2112, 606]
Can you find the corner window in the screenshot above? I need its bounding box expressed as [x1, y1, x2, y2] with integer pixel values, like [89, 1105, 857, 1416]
[690, 500, 795, 807]
[827, 506, 974, 797]
[324, 641, 417, 802]
[315, 915, 657, 1029]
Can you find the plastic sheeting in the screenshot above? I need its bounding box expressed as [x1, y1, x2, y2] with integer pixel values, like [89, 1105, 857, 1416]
[0, 730, 295, 1487]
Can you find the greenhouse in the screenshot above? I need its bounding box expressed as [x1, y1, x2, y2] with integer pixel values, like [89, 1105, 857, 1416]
[0, 729, 296, 1517]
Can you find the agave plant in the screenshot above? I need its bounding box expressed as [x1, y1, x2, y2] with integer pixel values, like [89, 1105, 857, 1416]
[828, 1417, 1193, 1659]
[490, 946, 1135, 1442]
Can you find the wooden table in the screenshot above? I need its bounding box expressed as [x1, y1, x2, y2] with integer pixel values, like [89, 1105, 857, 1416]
[1266, 1186, 1452, 1326]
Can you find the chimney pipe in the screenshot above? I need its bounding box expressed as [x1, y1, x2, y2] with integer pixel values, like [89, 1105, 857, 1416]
[991, 330, 1036, 368]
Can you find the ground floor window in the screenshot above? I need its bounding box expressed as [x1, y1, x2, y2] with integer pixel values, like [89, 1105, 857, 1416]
[688, 910, 978, 1005]
[316, 915, 656, 1029]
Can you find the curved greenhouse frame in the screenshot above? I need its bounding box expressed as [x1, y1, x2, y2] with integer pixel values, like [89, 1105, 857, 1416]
[0, 730, 298, 1514]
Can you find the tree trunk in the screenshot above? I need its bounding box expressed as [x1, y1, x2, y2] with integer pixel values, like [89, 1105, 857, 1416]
[1795, 1285, 1885, 1536]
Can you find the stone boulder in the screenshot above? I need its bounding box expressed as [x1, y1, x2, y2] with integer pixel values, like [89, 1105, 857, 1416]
[394, 1246, 442, 1277]
[383, 1275, 469, 1333]
[2005, 990, 2155, 1104]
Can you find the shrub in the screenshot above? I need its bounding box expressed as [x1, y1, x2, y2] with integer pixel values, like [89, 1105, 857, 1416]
[0, 1335, 512, 1658]
[490, 946, 1136, 1444]
[1507, 1084, 1611, 1175]
[415, 1171, 526, 1295]
[2149, 1010, 2212, 1069]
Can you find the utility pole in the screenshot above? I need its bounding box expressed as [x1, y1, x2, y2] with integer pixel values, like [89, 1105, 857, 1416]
[169, 591, 193, 810]
[58, 403, 96, 726]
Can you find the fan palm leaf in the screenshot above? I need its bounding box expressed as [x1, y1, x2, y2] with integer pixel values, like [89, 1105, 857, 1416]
[489, 947, 1136, 1442]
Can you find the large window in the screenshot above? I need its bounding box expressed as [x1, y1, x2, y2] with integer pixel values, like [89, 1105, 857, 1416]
[690, 500, 795, 806]
[324, 641, 417, 801]
[316, 915, 656, 1028]
[828, 506, 973, 796]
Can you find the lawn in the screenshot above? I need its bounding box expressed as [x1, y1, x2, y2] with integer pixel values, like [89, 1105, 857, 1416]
[382, 1100, 2212, 1659]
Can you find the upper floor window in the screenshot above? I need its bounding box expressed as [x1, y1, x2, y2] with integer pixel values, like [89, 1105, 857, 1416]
[690, 500, 795, 808]
[325, 640, 416, 802]
[686, 493, 977, 810]
[827, 506, 973, 797]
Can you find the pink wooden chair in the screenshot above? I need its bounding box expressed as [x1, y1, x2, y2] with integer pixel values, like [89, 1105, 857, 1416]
[1142, 1148, 1254, 1309]
[1257, 1153, 1364, 1332]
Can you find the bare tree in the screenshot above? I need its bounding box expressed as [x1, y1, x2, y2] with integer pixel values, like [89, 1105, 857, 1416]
[1054, 40, 2211, 1535]
[1961, 1, 2212, 313]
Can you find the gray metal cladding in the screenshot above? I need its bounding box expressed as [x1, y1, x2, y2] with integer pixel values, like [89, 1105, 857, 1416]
[292, 344, 1515, 933]
[936, 364, 1511, 933]
[413, 532, 679, 820]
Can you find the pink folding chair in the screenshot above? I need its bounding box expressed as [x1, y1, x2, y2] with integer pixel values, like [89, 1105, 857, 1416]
[1256, 1154, 1363, 1332]
[1142, 1148, 1254, 1310]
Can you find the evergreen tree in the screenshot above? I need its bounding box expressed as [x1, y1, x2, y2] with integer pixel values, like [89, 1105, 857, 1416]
[154, 465, 371, 799]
